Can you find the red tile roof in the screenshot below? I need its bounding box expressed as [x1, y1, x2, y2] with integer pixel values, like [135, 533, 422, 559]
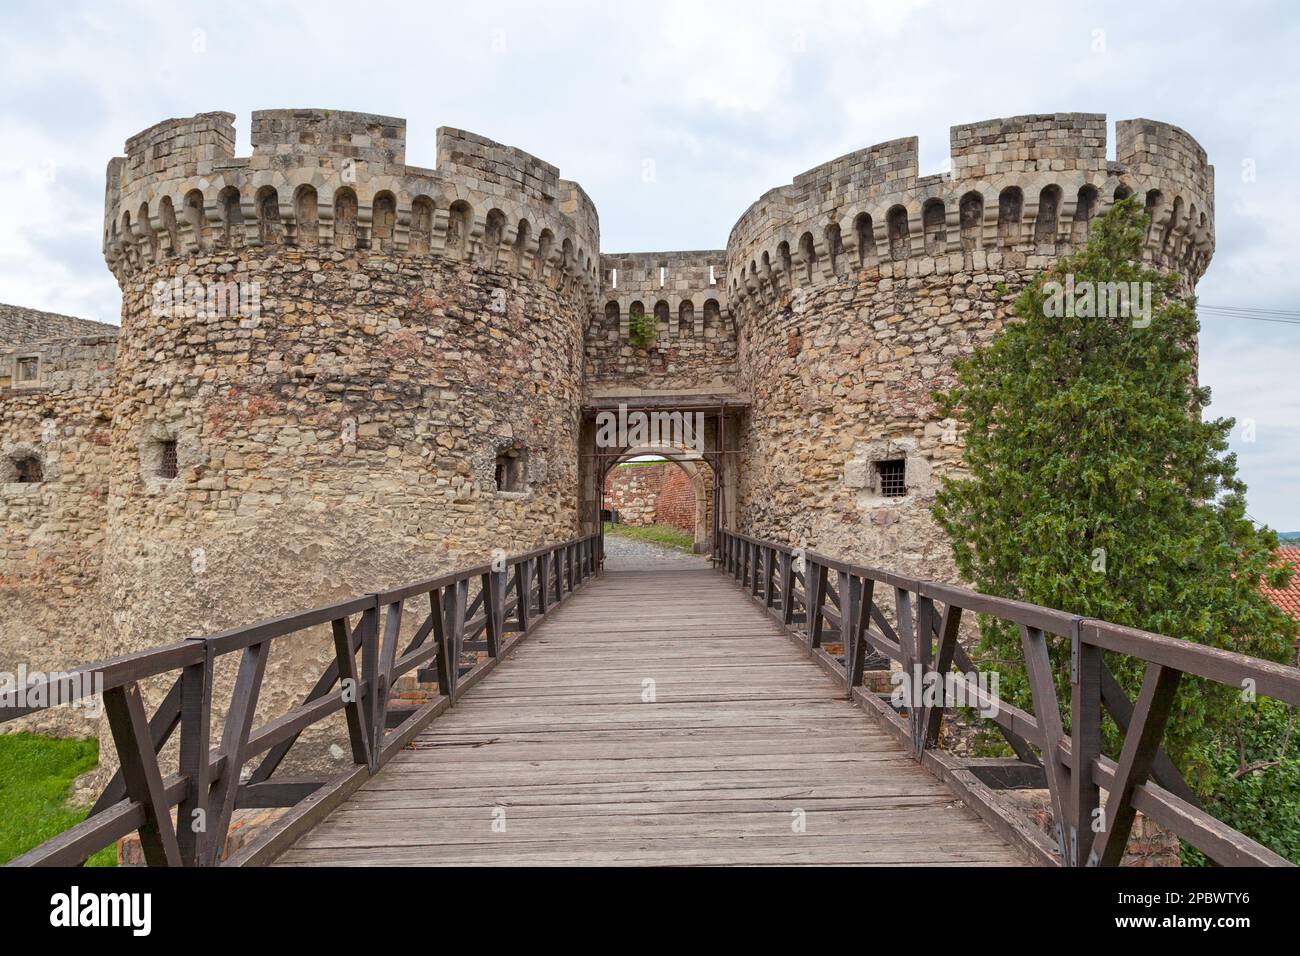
[1261, 548, 1300, 620]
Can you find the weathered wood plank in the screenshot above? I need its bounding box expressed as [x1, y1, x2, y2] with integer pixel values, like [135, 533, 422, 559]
[280, 569, 1022, 867]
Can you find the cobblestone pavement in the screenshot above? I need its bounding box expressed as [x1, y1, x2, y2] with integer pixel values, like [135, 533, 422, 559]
[601, 533, 712, 572]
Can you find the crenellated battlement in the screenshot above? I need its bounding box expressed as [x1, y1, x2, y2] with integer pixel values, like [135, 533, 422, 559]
[249, 109, 407, 166]
[103, 109, 602, 307]
[948, 113, 1107, 177]
[724, 113, 1215, 314]
[102, 109, 1216, 351]
[597, 250, 729, 341]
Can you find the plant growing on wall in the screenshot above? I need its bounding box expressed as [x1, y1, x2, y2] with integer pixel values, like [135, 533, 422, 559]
[932, 197, 1299, 862]
[628, 309, 657, 348]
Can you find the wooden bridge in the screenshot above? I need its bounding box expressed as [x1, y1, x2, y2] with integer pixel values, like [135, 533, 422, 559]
[279, 567, 1020, 866]
[5, 531, 1299, 867]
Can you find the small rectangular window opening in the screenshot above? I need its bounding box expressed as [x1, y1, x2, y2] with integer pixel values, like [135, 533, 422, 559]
[158, 440, 179, 480]
[876, 459, 906, 498]
[15, 457, 43, 483]
[495, 449, 526, 493]
[17, 357, 39, 382]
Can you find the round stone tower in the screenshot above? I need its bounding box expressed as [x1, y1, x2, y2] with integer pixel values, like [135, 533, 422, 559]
[100, 109, 598, 688]
[724, 114, 1215, 578]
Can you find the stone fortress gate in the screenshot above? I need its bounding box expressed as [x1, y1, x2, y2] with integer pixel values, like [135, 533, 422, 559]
[1, 110, 1213, 753]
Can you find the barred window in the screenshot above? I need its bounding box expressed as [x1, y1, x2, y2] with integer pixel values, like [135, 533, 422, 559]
[16, 357, 38, 382]
[158, 440, 178, 480]
[876, 459, 906, 498]
[494, 448, 526, 493]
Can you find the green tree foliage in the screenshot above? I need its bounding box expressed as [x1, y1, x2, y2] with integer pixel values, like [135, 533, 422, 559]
[932, 197, 1297, 859]
[1185, 698, 1300, 864]
[628, 308, 657, 348]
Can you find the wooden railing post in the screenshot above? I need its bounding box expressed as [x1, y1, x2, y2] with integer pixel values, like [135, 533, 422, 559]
[536, 552, 549, 615]
[517, 559, 532, 633]
[846, 576, 875, 693]
[1071, 621, 1101, 866]
[444, 580, 468, 700]
[358, 603, 381, 752]
[483, 569, 505, 657]
[920, 601, 962, 751]
[177, 640, 213, 866]
[331, 615, 372, 770]
[915, 596, 936, 675]
[779, 551, 794, 625]
[805, 561, 827, 650]
[372, 598, 403, 759]
[1019, 624, 1072, 865]
[839, 571, 860, 697]
[763, 546, 776, 607]
[895, 587, 919, 753]
[911, 595, 944, 756]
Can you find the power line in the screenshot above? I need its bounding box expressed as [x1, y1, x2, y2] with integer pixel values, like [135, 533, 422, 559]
[1201, 305, 1300, 316]
[1198, 305, 1300, 327]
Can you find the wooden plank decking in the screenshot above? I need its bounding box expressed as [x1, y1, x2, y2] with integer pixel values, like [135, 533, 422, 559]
[277, 568, 1025, 866]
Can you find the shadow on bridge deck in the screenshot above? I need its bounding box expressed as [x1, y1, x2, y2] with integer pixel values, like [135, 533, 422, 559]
[276, 568, 1025, 866]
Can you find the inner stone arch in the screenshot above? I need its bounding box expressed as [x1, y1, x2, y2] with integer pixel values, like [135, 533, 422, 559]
[600, 447, 716, 555]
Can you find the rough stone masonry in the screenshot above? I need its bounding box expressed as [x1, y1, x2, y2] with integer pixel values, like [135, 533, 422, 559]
[0, 110, 1214, 778]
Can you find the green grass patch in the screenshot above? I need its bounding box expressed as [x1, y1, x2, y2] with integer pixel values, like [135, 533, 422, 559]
[604, 521, 696, 554]
[0, 732, 115, 865]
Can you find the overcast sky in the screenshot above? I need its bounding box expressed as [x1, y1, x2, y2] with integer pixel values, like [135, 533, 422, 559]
[2, 0, 1296, 529]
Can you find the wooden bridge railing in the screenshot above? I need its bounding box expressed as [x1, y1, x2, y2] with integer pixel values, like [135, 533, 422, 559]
[715, 528, 1300, 867]
[1, 532, 603, 867]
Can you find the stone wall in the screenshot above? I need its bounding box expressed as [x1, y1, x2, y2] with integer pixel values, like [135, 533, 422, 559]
[0, 333, 116, 737]
[604, 463, 662, 526]
[0, 305, 116, 355]
[654, 465, 695, 531]
[603, 461, 696, 533]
